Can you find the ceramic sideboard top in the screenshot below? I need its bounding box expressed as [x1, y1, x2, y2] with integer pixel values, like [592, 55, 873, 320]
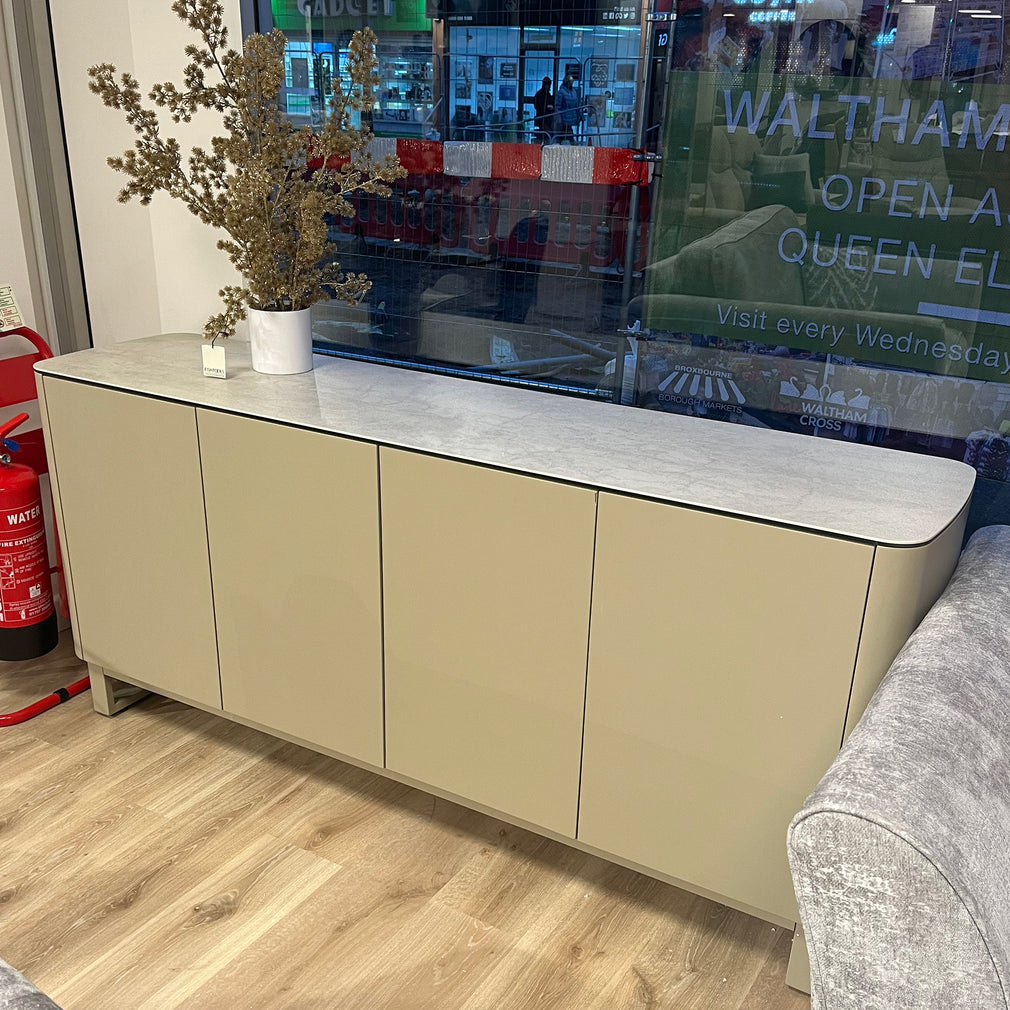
[36, 333, 974, 545]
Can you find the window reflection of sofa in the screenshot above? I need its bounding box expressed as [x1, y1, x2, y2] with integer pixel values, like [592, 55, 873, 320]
[682, 120, 835, 247]
[629, 203, 980, 356]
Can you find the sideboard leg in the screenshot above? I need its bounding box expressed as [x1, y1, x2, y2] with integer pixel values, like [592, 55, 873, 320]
[88, 663, 149, 716]
[785, 921, 812, 994]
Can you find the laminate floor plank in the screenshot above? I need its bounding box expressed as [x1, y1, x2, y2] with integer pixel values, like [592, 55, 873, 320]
[51, 839, 342, 1010]
[0, 637, 810, 1009]
[105, 715, 291, 820]
[0, 635, 87, 704]
[262, 763, 522, 896]
[332, 902, 513, 1010]
[0, 733, 61, 791]
[0, 701, 295, 893]
[581, 895, 794, 1010]
[0, 690, 234, 821]
[174, 858, 456, 1009]
[432, 827, 596, 932]
[0, 741, 169, 862]
[260, 758, 443, 860]
[1, 743, 353, 980]
[453, 864, 710, 1010]
[738, 927, 808, 1009]
[2, 808, 275, 979]
[0, 801, 168, 926]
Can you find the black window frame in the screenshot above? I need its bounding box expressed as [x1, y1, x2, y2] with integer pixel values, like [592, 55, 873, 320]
[240, 0, 274, 34]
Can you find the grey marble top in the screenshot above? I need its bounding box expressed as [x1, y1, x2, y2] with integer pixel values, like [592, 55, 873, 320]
[36, 333, 975, 546]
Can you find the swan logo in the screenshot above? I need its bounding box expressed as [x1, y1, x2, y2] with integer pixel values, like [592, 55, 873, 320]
[779, 380, 870, 422]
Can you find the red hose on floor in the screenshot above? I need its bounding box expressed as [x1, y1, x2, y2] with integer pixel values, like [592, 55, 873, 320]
[0, 676, 91, 726]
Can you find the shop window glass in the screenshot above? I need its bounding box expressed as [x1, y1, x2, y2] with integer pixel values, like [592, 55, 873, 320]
[261, 0, 1010, 531]
[556, 201, 572, 246]
[458, 196, 472, 245]
[495, 196, 512, 241]
[522, 27, 557, 44]
[627, 0, 1010, 532]
[573, 202, 593, 248]
[265, 5, 632, 401]
[424, 188, 438, 233]
[476, 194, 493, 244]
[514, 197, 532, 243]
[594, 208, 612, 260]
[442, 190, 456, 242]
[407, 191, 422, 230]
[535, 199, 551, 245]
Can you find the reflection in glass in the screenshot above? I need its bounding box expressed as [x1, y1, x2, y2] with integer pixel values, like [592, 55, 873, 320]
[285, 0, 1010, 517]
[636, 0, 1010, 510]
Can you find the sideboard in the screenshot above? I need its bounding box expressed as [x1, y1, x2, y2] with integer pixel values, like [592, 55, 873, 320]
[34, 334, 976, 990]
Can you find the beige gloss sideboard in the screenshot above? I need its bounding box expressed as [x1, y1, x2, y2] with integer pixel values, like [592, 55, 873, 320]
[34, 333, 975, 988]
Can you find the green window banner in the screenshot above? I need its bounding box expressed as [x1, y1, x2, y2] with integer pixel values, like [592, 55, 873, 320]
[645, 75, 1010, 384]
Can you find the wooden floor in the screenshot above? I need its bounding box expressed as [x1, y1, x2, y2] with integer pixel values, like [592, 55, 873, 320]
[0, 636, 811, 1010]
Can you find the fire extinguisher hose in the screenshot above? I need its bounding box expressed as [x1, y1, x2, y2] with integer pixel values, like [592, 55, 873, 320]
[0, 676, 91, 727]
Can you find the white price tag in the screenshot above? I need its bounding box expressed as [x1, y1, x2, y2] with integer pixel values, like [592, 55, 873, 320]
[202, 343, 227, 379]
[0, 283, 25, 332]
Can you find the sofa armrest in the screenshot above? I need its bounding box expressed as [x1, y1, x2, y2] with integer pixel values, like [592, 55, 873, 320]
[789, 811, 1005, 1009]
[788, 526, 1010, 1009]
[0, 959, 63, 1010]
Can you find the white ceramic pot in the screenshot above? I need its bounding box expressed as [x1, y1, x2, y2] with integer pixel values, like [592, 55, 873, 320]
[247, 307, 313, 374]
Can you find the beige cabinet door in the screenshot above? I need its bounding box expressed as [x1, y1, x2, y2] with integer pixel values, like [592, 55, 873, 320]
[198, 410, 383, 766]
[40, 379, 220, 708]
[580, 492, 874, 921]
[381, 448, 596, 837]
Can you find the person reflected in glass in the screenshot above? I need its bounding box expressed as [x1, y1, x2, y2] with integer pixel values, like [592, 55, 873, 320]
[533, 77, 554, 144]
[555, 73, 582, 144]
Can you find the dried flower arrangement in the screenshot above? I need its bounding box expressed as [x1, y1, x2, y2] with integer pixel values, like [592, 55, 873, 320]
[88, 0, 405, 340]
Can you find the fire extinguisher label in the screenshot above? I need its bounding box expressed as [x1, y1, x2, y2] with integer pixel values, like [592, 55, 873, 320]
[0, 504, 54, 628]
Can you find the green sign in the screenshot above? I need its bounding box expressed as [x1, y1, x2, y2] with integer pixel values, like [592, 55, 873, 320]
[647, 74, 1010, 383]
[272, 0, 431, 32]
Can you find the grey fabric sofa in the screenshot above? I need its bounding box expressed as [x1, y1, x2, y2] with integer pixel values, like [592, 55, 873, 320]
[788, 524, 1010, 1009]
[0, 960, 61, 1010]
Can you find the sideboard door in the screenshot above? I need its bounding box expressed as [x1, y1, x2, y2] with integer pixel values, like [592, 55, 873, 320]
[40, 378, 221, 709]
[580, 492, 874, 921]
[198, 410, 383, 767]
[380, 447, 597, 836]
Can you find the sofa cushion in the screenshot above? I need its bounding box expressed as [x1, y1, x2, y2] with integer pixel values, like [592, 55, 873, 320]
[712, 126, 762, 203]
[706, 167, 745, 213]
[803, 245, 878, 310]
[647, 204, 805, 305]
[749, 152, 815, 213]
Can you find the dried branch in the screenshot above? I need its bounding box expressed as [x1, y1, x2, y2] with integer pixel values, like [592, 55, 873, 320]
[88, 0, 405, 338]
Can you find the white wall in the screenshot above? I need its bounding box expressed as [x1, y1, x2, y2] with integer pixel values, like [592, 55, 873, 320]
[0, 9, 44, 342]
[1, 9, 65, 617]
[49, 0, 243, 347]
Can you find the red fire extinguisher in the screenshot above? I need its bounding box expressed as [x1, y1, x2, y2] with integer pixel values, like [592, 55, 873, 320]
[0, 412, 58, 660]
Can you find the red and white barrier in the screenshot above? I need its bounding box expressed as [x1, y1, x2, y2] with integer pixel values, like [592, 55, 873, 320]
[335, 138, 647, 186]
